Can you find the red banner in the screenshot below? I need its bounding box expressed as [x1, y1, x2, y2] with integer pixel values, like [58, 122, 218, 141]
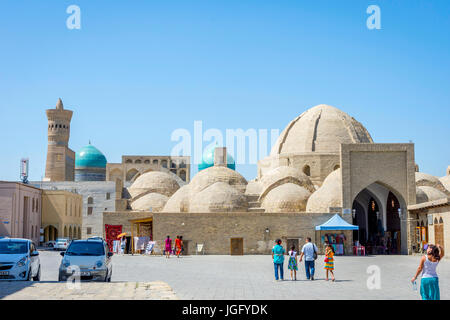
[105, 224, 122, 252]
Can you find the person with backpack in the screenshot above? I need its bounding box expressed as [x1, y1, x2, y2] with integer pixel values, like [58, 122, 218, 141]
[299, 237, 318, 280]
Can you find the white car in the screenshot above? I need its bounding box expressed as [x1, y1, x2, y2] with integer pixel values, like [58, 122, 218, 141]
[0, 238, 41, 281]
[54, 238, 70, 251]
[45, 240, 56, 248]
[58, 239, 113, 282]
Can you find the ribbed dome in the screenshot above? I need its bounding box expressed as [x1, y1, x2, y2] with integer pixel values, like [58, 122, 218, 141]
[190, 166, 247, 194]
[162, 185, 190, 213]
[415, 172, 449, 195]
[440, 175, 450, 193]
[75, 144, 107, 168]
[260, 166, 316, 194]
[262, 183, 311, 213]
[189, 182, 248, 213]
[416, 186, 447, 204]
[128, 171, 181, 199]
[198, 144, 235, 171]
[306, 169, 342, 213]
[130, 193, 169, 212]
[271, 104, 373, 156]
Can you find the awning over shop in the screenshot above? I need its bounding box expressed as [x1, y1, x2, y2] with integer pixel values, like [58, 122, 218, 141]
[315, 214, 359, 231]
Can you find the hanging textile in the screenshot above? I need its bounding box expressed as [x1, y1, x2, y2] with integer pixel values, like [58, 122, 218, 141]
[105, 224, 123, 252]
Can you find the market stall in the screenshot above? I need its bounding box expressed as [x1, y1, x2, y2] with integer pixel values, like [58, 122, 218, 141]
[315, 214, 359, 256]
[130, 218, 154, 255]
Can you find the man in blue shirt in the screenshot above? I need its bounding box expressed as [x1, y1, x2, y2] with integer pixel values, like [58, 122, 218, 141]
[299, 237, 318, 280]
[272, 239, 285, 281]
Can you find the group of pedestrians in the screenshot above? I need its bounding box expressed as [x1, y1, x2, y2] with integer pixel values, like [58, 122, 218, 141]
[272, 237, 445, 300]
[164, 235, 184, 258]
[272, 237, 335, 282]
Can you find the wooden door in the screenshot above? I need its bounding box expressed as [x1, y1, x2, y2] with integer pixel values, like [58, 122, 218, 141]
[434, 224, 444, 249]
[230, 238, 244, 255]
[182, 240, 189, 255]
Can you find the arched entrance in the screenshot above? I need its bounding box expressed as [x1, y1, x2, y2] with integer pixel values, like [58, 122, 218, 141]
[44, 225, 58, 242]
[352, 182, 405, 254]
[386, 192, 401, 254]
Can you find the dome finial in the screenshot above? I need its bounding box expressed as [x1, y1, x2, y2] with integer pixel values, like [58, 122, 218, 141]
[56, 98, 64, 110]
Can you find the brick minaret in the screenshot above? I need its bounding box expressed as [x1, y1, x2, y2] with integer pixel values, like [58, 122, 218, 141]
[44, 98, 75, 181]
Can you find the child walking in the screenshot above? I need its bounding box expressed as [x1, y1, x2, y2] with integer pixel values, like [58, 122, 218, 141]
[288, 246, 298, 281]
[324, 244, 335, 281]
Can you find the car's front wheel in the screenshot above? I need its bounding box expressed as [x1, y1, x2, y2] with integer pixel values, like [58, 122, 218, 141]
[26, 268, 32, 281]
[33, 266, 41, 281]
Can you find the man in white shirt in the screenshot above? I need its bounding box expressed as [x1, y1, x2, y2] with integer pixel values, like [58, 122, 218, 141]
[299, 237, 318, 280]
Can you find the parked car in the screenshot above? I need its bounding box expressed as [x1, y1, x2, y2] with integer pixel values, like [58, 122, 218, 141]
[0, 238, 41, 281]
[45, 240, 56, 248]
[54, 238, 70, 251]
[58, 239, 113, 282]
[88, 236, 104, 241]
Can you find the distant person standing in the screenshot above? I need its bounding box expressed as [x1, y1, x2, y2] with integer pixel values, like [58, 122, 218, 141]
[324, 244, 335, 281]
[180, 236, 184, 255]
[288, 246, 298, 281]
[175, 236, 182, 258]
[411, 244, 444, 300]
[120, 237, 127, 254]
[165, 235, 172, 259]
[272, 239, 285, 281]
[299, 237, 318, 280]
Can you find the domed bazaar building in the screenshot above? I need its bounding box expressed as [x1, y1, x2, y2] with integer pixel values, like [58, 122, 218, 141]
[103, 105, 450, 256]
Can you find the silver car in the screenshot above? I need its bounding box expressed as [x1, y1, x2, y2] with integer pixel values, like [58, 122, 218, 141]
[54, 238, 70, 251]
[58, 239, 113, 282]
[0, 238, 41, 281]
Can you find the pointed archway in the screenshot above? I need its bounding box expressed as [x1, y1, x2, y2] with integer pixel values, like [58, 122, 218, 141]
[352, 182, 406, 254]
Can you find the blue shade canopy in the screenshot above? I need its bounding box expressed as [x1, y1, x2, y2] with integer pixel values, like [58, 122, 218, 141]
[198, 144, 236, 171]
[315, 214, 359, 231]
[75, 144, 107, 168]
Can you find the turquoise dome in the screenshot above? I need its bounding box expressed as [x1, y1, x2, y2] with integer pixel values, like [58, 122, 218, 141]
[75, 144, 107, 168]
[198, 145, 235, 171]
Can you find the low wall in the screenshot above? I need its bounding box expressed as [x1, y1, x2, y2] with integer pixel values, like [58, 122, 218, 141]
[152, 211, 349, 255]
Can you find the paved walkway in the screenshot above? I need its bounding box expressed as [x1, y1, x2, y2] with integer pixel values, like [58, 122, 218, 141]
[0, 281, 177, 300]
[1, 251, 448, 300]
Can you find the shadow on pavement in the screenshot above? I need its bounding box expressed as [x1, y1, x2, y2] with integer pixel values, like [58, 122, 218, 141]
[0, 281, 35, 299]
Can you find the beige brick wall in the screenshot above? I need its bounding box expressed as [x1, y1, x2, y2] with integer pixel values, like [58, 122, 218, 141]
[151, 212, 351, 255]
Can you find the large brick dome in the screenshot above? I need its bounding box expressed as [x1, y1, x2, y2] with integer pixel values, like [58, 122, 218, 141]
[270, 104, 373, 156]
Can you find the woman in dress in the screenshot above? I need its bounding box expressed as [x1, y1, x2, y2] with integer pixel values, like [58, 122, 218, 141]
[175, 236, 182, 258]
[411, 244, 444, 300]
[165, 235, 172, 259]
[287, 246, 298, 281]
[324, 244, 335, 281]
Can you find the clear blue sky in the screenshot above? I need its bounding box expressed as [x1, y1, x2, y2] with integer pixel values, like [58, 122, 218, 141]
[0, 0, 449, 182]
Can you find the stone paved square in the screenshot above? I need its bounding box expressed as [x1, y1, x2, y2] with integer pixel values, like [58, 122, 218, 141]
[0, 250, 448, 300]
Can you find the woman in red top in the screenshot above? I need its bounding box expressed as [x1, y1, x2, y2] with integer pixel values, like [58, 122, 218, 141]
[175, 236, 182, 258]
